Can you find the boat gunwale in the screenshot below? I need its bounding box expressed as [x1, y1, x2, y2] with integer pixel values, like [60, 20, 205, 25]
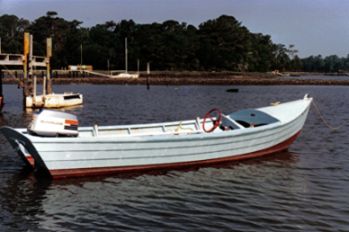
[22, 105, 309, 145]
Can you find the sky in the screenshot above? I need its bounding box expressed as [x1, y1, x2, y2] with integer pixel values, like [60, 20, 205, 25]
[1, 0, 349, 58]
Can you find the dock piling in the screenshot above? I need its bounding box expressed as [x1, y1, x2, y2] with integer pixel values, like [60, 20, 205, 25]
[46, 38, 52, 94]
[0, 32, 52, 110]
[0, 67, 3, 108]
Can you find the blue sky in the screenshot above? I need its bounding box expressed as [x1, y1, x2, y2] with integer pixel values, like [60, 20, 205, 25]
[1, 0, 349, 58]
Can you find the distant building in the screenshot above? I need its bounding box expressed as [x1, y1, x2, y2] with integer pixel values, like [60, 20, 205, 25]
[68, 65, 93, 71]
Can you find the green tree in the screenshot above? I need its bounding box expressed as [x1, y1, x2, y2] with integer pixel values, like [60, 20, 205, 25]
[323, 55, 341, 72]
[272, 44, 290, 71]
[289, 55, 303, 71]
[247, 33, 275, 72]
[198, 15, 250, 71]
[29, 11, 82, 68]
[0, 14, 29, 53]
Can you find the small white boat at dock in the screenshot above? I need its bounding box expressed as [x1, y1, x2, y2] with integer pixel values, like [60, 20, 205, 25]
[26, 92, 83, 108]
[110, 72, 139, 79]
[25, 75, 83, 108]
[0, 95, 312, 179]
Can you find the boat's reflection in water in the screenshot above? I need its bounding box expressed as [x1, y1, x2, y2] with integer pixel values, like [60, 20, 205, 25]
[14, 150, 300, 186]
[24, 104, 84, 114]
[2, 149, 300, 230]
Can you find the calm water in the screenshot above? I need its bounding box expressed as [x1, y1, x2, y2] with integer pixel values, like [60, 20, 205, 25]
[0, 84, 348, 231]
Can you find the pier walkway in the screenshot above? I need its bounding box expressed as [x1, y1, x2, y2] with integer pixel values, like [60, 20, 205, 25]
[0, 53, 48, 67]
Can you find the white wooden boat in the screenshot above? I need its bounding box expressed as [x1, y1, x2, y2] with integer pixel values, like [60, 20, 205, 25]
[0, 95, 312, 179]
[26, 92, 83, 108]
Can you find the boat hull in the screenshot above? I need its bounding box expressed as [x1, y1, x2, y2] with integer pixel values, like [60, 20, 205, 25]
[26, 93, 83, 108]
[49, 130, 301, 178]
[0, 96, 312, 179]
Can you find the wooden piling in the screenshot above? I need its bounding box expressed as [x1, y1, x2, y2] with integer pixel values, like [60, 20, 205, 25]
[24, 34, 34, 109]
[46, 37, 52, 94]
[146, 76, 150, 90]
[23, 32, 30, 109]
[0, 67, 4, 109]
[33, 75, 37, 106]
[0, 32, 52, 110]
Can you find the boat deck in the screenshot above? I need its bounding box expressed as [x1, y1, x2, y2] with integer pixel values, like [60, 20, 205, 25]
[79, 118, 207, 138]
[76, 113, 262, 138]
[18, 107, 285, 139]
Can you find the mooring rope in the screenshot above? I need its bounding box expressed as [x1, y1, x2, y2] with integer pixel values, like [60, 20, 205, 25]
[312, 99, 345, 131]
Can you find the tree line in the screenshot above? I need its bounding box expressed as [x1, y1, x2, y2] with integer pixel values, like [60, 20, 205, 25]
[0, 12, 348, 73]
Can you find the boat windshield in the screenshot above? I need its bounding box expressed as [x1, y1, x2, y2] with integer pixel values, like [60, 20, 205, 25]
[219, 115, 241, 130]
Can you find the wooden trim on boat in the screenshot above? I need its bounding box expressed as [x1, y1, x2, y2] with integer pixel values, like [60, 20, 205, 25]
[49, 130, 301, 179]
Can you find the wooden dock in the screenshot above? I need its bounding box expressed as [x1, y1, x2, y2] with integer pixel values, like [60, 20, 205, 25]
[0, 53, 48, 67]
[0, 32, 53, 110]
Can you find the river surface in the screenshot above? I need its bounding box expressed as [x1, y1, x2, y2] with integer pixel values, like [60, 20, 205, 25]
[0, 84, 348, 231]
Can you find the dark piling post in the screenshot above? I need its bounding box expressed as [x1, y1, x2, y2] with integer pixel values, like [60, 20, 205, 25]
[0, 67, 4, 109]
[146, 75, 150, 90]
[146, 62, 150, 90]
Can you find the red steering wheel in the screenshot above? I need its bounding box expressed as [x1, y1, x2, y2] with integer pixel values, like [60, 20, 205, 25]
[202, 108, 222, 133]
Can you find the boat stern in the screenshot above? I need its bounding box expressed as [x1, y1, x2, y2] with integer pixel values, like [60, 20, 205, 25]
[0, 126, 51, 177]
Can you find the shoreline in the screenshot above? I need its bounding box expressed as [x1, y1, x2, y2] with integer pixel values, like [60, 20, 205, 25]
[2, 74, 349, 86]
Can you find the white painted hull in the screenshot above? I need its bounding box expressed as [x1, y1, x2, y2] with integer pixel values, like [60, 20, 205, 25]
[1, 96, 312, 179]
[110, 72, 139, 78]
[26, 93, 83, 108]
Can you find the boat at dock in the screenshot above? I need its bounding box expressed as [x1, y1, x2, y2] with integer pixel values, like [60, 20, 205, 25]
[0, 95, 312, 179]
[26, 92, 83, 108]
[110, 72, 139, 78]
